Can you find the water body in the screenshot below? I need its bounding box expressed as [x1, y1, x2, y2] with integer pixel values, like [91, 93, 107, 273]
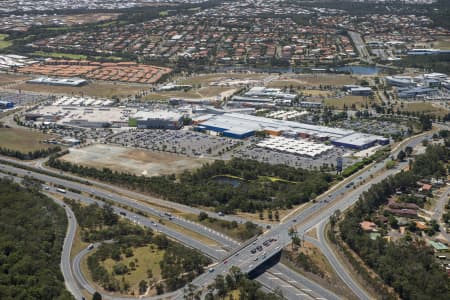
[212, 175, 242, 188]
[334, 65, 381, 75]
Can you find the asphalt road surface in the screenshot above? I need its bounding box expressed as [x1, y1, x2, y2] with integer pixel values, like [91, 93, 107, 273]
[0, 127, 438, 300]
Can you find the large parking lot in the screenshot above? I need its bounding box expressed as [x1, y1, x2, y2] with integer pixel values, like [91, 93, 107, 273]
[0, 91, 50, 107]
[333, 118, 410, 137]
[106, 129, 242, 157]
[232, 142, 354, 170]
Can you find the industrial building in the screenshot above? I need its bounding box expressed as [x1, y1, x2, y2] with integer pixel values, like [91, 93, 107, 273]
[343, 85, 373, 96]
[26, 106, 136, 128]
[230, 87, 297, 106]
[196, 113, 388, 149]
[27, 76, 87, 87]
[0, 100, 14, 109]
[397, 87, 438, 99]
[131, 110, 184, 129]
[385, 76, 416, 87]
[331, 133, 389, 150]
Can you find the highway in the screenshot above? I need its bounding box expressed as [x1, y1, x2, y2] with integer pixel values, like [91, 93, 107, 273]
[171, 128, 437, 300]
[0, 160, 240, 251]
[348, 31, 372, 64]
[32, 157, 269, 226]
[0, 173, 330, 300]
[0, 128, 437, 300]
[52, 195, 85, 300]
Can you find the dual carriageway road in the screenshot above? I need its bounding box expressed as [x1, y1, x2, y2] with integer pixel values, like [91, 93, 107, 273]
[0, 127, 437, 300]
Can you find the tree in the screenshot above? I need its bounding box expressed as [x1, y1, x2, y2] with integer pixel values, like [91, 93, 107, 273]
[404, 146, 413, 157]
[214, 275, 227, 298]
[198, 211, 209, 221]
[139, 280, 148, 295]
[274, 210, 280, 222]
[92, 292, 102, 300]
[102, 203, 118, 226]
[397, 150, 406, 162]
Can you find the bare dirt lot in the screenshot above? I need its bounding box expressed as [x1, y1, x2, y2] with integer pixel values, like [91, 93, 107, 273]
[61, 144, 211, 176]
[0, 73, 31, 86]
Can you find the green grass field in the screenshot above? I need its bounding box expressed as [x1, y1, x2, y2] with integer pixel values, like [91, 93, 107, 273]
[0, 34, 12, 49]
[32, 51, 88, 60]
[324, 95, 373, 110]
[0, 128, 57, 152]
[102, 246, 164, 294]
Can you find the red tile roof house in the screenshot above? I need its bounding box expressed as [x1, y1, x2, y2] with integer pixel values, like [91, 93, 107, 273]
[421, 184, 432, 192]
[360, 221, 377, 232]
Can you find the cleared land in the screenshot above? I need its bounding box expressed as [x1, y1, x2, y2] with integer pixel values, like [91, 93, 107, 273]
[0, 128, 57, 152]
[12, 81, 146, 98]
[61, 144, 211, 177]
[0, 73, 31, 86]
[432, 36, 450, 50]
[398, 102, 450, 118]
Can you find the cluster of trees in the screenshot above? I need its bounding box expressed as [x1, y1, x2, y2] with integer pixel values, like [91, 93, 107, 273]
[282, 251, 324, 278]
[66, 200, 152, 244]
[68, 200, 211, 294]
[0, 145, 61, 160]
[203, 267, 283, 300]
[197, 212, 262, 241]
[0, 178, 73, 300]
[336, 145, 450, 299]
[340, 148, 390, 178]
[49, 158, 333, 213]
[158, 235, 212, 292]
[394, 53, 450, 74]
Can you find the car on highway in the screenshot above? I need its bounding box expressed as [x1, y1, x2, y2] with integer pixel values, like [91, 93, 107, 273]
[223, 260, 228, 264]
[208, 268, 214, 273]
[87, 244, 94, 250]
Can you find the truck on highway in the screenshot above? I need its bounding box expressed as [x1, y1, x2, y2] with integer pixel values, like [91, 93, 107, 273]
[56, 188, 66, 194]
